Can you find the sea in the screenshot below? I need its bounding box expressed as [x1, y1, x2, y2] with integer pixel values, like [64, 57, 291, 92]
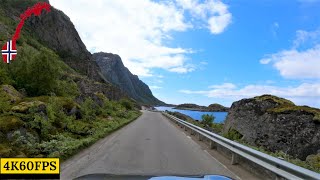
[155, 106, 228, 123]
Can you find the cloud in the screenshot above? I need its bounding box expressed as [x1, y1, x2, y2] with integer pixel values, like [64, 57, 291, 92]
[208, 83, 236, 89]
[271, 22, 279, 37]
[180, 83, 320, 107]
[50, 0, 232, 77]
[260, 28, 320, 79]
[150, 86, 162, 90]
[293, 28, 320, 48]
[176, 0, 232, 34]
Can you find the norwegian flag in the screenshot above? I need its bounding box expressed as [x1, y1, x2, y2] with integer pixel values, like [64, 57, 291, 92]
[2, 40, 17, 64]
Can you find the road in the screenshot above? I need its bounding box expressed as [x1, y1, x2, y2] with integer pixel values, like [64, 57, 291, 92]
[61, 111, 239, 180]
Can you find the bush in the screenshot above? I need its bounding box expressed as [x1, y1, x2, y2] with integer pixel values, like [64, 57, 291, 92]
[80, 98, 97, 121]
[223, 129, 243, 141]
[201, 114, 214, 128]
[120, 99, 134, 110]
[11, 47, 60, 96]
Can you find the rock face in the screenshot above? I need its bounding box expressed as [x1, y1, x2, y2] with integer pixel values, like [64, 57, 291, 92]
[26, 6, 103, 82]
[224, 95, 320, 160]
[93, 52, 164, 105]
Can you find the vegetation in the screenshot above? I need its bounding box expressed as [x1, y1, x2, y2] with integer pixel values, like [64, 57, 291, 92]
[223, 129, 243, 141]
[167, 111, 223, 134]
[201, 114, 214, 128]
[254, 94, 295, 106]
[268, 105, 320, 122]
[166, 110, 319, 173]
[241, 142, 320, 173]
[0, 10, 141, 160]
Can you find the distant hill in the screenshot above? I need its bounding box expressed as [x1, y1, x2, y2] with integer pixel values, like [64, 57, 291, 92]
[174, 103, 229, 112]
[93, 52, 165, 105]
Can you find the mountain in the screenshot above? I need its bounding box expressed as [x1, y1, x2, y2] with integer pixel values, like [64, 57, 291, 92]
[224, 94, 320, 160]
[0, 0, 162, 104]
[93, 52, 164, 105]
[0, 0, 142, 159]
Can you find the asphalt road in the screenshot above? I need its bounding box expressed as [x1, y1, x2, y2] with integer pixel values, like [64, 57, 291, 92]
[61, 111, 239, 180]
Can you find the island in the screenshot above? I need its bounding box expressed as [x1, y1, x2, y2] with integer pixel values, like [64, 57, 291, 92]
[174, 103, 229, 112]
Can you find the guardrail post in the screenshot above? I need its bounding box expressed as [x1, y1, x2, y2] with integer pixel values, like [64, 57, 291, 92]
[184, 126, 188, 131]
[191, 130, 195, 136]
[231, 153, 239, 165]
[198, 133, 202, 141]
[209, 141, 216, 149]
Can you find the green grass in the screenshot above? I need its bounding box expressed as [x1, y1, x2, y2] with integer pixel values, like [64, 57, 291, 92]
[254, 94, 295, 106]
[268, 105, 320, 122]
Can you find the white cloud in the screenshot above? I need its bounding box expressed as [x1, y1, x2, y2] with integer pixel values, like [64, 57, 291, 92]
[180, 83, 320, 107]
[150, 86, 162, 90]
[260, 28, 320, 79]
[209, 83, 236, 89]
[50, 0, 232, 77]
[293, 28, 320, 48]
[271, 22, 279, 37]
[176, 0, 232, 34]
[261, 45, 320, 79]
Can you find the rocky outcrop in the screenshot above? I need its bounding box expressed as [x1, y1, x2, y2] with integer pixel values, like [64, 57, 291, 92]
[0, 85, 23, 104]
[224, 94, 320, 160]
[208, 103, 229, 112]
[93, 52, 164, 105]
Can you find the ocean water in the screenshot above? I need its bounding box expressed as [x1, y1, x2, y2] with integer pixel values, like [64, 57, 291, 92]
[155, 106, 228, 123]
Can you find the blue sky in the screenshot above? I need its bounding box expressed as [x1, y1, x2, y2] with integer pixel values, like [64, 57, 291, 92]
[50, 0, 320, 107]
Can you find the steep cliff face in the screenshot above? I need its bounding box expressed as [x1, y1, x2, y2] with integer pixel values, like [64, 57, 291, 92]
[25, 4, 103, 81]
[224, 95, 320, 160]
[93, 52, 164, 105]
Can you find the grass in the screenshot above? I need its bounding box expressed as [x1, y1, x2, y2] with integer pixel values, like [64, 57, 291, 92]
[254, 94, 295, 106]
[268, 105, 320, 122]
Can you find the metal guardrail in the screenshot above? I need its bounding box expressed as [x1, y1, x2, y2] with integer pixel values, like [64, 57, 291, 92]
[162, 112, 320, 180]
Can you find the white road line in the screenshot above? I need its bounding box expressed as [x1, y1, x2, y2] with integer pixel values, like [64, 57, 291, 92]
[204, 150, 242, 180]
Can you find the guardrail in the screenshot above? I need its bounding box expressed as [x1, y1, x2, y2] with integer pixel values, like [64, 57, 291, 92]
[162, 112, 320, 180]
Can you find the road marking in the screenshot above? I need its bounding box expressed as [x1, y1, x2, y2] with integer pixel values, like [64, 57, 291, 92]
[187, 136, 191, 139]
[204, 150, 242, 180]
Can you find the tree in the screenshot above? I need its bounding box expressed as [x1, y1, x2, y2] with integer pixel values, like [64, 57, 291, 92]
[12, 47, 60, 96]
[201, 114, 215, 128]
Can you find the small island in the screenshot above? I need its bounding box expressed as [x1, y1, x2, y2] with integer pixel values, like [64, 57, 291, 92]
[174, 103, 229, 112]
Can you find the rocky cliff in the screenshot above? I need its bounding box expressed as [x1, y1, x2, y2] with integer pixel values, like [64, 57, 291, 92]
[0, 0, 161, 103]
[224, 95, 320, 160]
[25, 5, 103, 81]
[93, 52, 164, 105]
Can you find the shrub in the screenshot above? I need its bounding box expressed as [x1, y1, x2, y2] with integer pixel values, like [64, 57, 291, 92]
[201, 114, 214, 128]
[223, 129, 243, 141]
[120, 99, 134, 110]
[80, 98, 97, 121]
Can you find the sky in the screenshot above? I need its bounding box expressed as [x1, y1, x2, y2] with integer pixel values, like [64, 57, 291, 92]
[49, 0, 320, 108]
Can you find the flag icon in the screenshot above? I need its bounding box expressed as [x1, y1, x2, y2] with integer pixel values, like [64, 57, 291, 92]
[2, 40, 17, 64]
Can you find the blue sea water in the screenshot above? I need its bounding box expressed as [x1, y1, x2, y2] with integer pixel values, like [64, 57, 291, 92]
[155, 106, 228, 123]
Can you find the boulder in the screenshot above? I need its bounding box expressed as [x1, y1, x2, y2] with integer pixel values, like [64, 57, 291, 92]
[0, 85, 23, 104]
[224, 94, 320, 160]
